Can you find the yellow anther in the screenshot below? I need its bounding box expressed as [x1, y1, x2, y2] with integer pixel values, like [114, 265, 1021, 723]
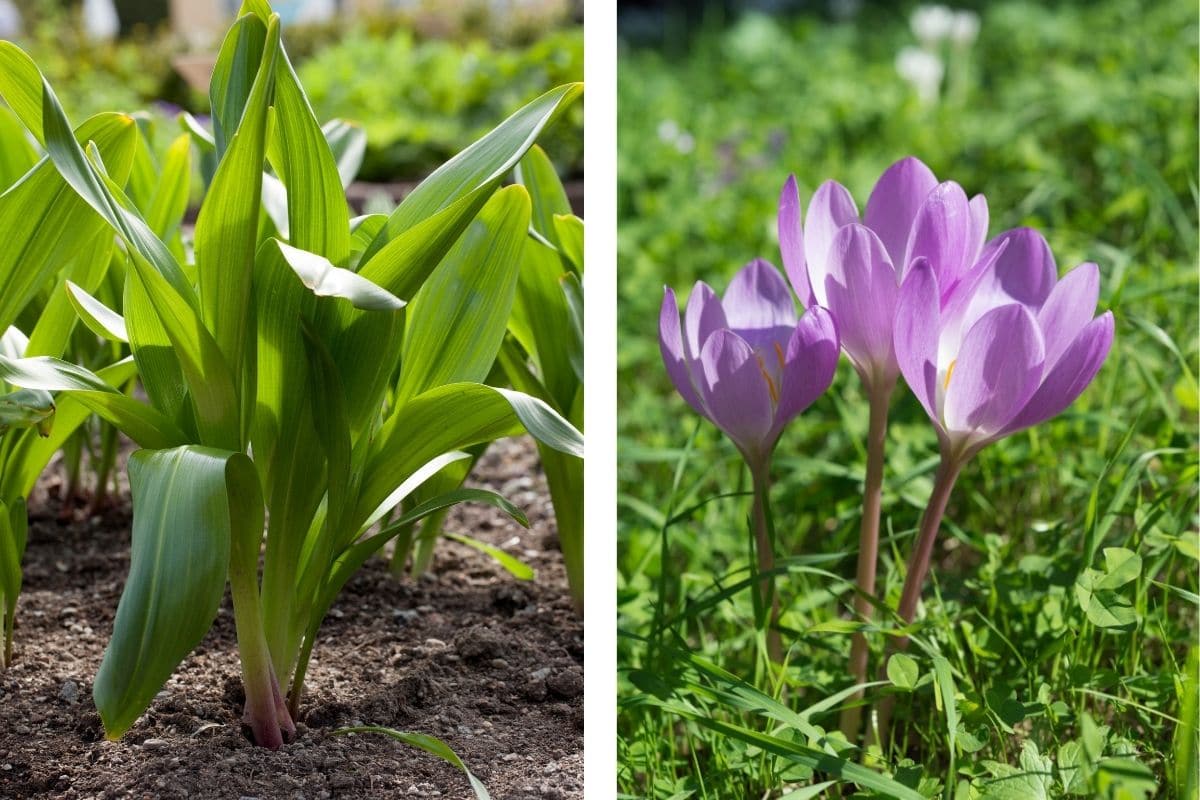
[773, 341, 786, 370]
[943, 359, 958, 391]
[756, 354, 780, 405]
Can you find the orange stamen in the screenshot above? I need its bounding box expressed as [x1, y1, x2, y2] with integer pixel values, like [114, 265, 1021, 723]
[943, 359, 958, 391]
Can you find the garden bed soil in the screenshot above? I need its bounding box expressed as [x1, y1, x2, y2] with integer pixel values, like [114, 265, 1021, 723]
[0, 438, 583, 799]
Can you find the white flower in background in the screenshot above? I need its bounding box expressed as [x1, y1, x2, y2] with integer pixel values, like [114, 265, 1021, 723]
[911, 5, 954, 46]
[0, 0, 22, 39]
[949, 10, 980, 47]
[657, 119, 695, 154]
[896, 46, 944, 105]
[82, 0, 120, 42]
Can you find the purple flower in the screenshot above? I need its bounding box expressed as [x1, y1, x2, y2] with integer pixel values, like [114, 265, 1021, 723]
[895, 227, 1115, 459]
[659, 259, 840, 468]
[778, 156, 988, 388]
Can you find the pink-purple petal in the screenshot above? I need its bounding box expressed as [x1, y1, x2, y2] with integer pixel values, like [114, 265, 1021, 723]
[894, 257, 942, 422]
[823, 224, 899, 376]
[902, 180, 973, 288]
[943, 304, 1045, 436]
[865, 156, 939, 269]
[659, 287, 707, 417]
[722, 258, 798, 350]
[684, 281, 728, 359]
[776, 305, 840, 428]
[697, 329, 776, 459]
[967, 193, 989, 267]
[803, 180, 860, 306]
[979, 227, 1057, 308]
[1003, 311, 1114, 434]
[1037, 262, 1100, 369]
[778, 175, 814, 308]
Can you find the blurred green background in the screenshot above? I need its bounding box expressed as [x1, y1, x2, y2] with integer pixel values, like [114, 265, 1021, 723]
[617, 0, 1198, 796]
[1, 0, 582, 181]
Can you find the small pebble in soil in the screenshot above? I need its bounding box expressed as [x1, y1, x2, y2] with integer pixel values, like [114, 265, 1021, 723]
[59, 680, 79, 704]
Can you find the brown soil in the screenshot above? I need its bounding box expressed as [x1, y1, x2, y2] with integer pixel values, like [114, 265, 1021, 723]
[0, 438, 582, 799]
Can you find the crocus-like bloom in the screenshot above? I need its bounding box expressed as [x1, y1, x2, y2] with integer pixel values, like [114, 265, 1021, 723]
[778, 156, 988, 389]
[895, 226, 1115, 460]
[660, 259, 840, 469]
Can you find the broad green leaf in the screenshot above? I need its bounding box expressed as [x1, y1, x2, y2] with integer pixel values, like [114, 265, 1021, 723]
[0, 355, 186, 448]
[322, 119, 366, 188]
[0, 44, 47, 144]
[273, 240, 405, 311]
[264, 39, 350, 262]
[357, 383, 583, 528]
[208, 13, 268, 158]
[0, 359, 139, 500]
[0, 388, 54, 437]
[396, 185, 530, 405]
[29, 50, 191, 297]
[194, 14, 279, 383]
[360, 82, 583, 263]
[0, 111, 137, 336]
[515, 144, 571, 247]
[0, 107, 38, 188]
[887, 653, 920, 690]
[978, 741, 1053, 799]
[1097, 547, 1142, 589]
[1095, 757, 1158, 799]
[65, 280, 128, 342]
[334, 727, 491, 800]
[23, 231, 118, 358]
[145, 133, 192, 240]
[553, 214, 584, 272]
[94, 447, 257, 739]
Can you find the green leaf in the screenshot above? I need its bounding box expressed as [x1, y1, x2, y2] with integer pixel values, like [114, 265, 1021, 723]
[357, 383, 583, 528]
[0, 355, 186, 448]
[360, 82, 583, 264]
[1095, 756, 1158, 799]
[396, 185, 530, 404]
[444, 532, 535, 581]
[887, 653, 920, 691]
[553, 214, 584, 272]
[515, 144, 572, 247]
[322, 119, 367, 188]
[94, 446, 259, 739]
[65, 280, 128, 342]
[1097, 547, 1142, 589]
[144, 133, 192, 240]
[0, 389, 54, 437]
[194, 13, 280, 380]
[1173, 647, 1198, 800]
[0, 110, 137, 337]
[272, 240, 405, 311]
[333, 727, 491, 800]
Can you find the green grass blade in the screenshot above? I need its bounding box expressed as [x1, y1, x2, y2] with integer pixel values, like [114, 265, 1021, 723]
[333, 726, 491, 800]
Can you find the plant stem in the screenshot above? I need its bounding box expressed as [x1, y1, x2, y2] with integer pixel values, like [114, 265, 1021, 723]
[872, 453, 965, 746]
[750, 463, 783, 663]
[838, 379, 893, 742]
[230, 528, 295, 749]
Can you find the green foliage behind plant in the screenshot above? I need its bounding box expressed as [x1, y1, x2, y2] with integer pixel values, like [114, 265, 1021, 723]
[298, 26, 583, 181]
[617, 0, 1198, 795]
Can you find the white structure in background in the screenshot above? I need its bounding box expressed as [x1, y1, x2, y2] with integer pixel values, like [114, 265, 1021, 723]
[910, 5, 954, 47]
[83, 0, 120, 42]
[0, 0, 22, 38]
[949, 10, 980, 47]
[895, 46, 944, 106]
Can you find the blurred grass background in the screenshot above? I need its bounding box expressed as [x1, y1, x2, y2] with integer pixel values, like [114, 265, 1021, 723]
[617, 0, 1198, 796]
[2, 0, 582, 180]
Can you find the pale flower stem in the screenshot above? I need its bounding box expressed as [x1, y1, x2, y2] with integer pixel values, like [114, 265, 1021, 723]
[838, 380, 893, 742]
[872, 454, 964, 747]
[751, 463, 783, 663]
